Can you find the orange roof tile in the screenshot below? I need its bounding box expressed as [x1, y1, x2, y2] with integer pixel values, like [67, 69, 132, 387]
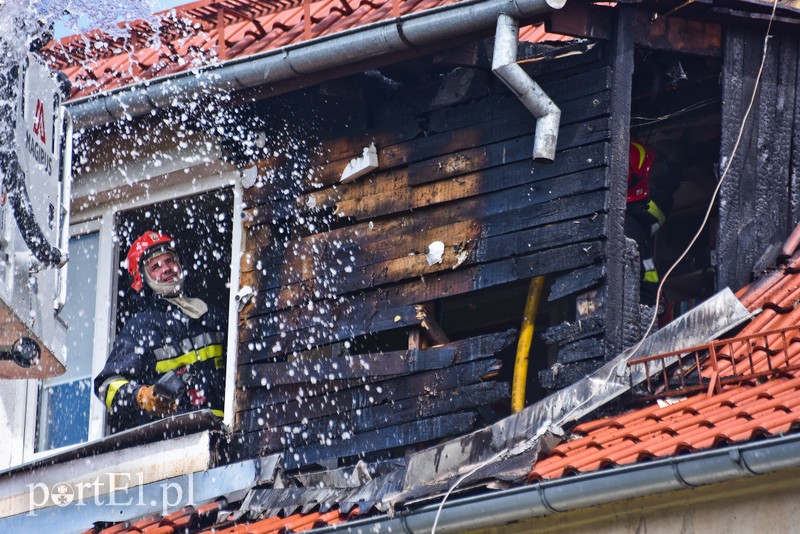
[530, 246, 800, 482]
[86, 501, 351, 534]
[43, 0, 570, 99]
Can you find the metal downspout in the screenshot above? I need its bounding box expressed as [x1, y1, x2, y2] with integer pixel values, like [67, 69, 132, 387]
[66, 0, 567, 130]
[491, 13, 561, 161]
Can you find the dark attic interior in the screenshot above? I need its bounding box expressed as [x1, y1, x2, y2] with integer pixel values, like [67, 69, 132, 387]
[630, 47, 722, 319]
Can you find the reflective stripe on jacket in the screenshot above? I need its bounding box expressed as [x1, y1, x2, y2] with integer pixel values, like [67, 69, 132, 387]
[94, 296, 226, 433]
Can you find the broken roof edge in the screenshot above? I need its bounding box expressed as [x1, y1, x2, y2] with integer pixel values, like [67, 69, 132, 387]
[396, 288, 752, 500]
[64, 0, 567, 130]
[319, 432, 800, 533]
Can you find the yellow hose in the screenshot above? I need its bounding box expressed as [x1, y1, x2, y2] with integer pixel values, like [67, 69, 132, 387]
[511, 276, 544, 413]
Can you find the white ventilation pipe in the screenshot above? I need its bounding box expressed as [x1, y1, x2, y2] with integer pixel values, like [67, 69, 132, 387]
[492, 13, 561, 161]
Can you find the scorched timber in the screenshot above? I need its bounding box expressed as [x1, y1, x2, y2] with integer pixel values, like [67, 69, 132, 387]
[238, 330, 516, 388]
[238, 303, 421, 364]
[238, 358, 502, 432]
[282, 412, 478, 470]
[259, 215, 607, 311]
[252, 382, 509, 454]
[240, 241, 605, 356]
[328, 141, 609, 221]
[244, 179, 608, 292]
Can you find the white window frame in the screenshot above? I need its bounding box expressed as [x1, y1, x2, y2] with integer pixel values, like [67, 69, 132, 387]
[20, 167, 243, 464]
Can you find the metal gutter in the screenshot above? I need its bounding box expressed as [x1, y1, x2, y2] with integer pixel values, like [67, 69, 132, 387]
[320, 432, 800, 533]
[65, 0, 567, 130]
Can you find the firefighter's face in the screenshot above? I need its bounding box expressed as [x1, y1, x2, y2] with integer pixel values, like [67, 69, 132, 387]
[144, 252, 182, 284]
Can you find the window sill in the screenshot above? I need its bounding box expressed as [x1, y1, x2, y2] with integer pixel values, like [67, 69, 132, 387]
[2, 410, 224, 478]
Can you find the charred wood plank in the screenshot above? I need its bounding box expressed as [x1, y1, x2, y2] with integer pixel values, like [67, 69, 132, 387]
[282, 413, 478, 470]
[510, 40, 607, 82]
[718, 28, 764, 290]
[424, 50, 607, 134]
[255, 170, 610, 287]
[240, 240, 605, 350]
[755, 35, 795, 259]
[243, 166, 609, 276]
[320, 142, 609, 221]
[238, 358, 501, 431]
[622, 237, 643, 349]
[539, 359, 604, 390]
[556, 336, 605, 364]
[631, 11, 721, 57]
[308, 95, 611, 191]
[416, 304, 449, 346]
[548, 264, 605, 302]
[406, 117, 610, 187]
[238, 329, 516, 388]
[260, 215, 607, 311]
[542, 316, 604, 346]
[239, 300, 420, 364]
[548, 2, 614, 40]
[792, 35, 800, 228]
[244, 176, 608, 290]
[252, 381, 509, 454]
[601, 7, 635, 361]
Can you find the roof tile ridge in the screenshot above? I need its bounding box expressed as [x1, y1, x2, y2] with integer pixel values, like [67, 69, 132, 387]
[721, 409, 800, 442]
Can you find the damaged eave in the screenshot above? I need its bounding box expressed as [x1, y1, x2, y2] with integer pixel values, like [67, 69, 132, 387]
[64, 0, 567, 130]
[394, 289, 750, 500]
[315, 433, 800, 533]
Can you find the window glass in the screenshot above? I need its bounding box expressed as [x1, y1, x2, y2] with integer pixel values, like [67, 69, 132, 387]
[36, 231, 99, 452]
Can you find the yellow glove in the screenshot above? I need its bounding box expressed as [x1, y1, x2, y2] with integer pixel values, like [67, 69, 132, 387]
[136, 385, 178, 415]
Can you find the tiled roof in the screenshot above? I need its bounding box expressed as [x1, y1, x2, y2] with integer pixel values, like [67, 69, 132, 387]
[42, 0, 569, 100]
[83, 500, 352, 534]
[529, 245, 800, 481]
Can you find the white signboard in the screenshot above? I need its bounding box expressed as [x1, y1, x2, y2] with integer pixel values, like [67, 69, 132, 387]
[16, 52, 64, 249]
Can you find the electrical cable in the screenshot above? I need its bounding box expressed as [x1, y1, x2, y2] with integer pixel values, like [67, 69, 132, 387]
[429, 448, 507, 534]
[629, 0, 780, 361]
[631, 97, 720, 128]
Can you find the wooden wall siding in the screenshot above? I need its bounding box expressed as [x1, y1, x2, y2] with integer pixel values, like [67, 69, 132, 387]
[718, 28, 800, 290]
[234, 43, 614, 464]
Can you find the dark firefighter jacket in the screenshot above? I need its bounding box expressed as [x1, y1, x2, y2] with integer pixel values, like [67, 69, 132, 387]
[94, 295, 226, 433]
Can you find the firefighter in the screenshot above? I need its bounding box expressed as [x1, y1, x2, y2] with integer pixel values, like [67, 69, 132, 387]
[625, 140, 683, 307]
[94, 231, 226, 433]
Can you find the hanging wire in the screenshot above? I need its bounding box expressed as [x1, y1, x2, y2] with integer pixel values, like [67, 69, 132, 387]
[631, 97, 720, 128]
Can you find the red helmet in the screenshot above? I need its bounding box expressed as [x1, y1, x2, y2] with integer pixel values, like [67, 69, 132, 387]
[627, 140, 655, 203]
[127, 231, 176, 291]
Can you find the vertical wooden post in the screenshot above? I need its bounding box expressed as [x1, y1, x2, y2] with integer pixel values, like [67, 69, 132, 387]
[602, 7, 635, 360]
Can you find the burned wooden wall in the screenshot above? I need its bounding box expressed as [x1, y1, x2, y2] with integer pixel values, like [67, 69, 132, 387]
[718, 27, 800, 290]
[232, 40, 621, 466]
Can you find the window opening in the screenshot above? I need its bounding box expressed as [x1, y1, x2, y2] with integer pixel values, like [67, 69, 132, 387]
[98, 188, 233, 435]
[628, 48, 722, 324]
